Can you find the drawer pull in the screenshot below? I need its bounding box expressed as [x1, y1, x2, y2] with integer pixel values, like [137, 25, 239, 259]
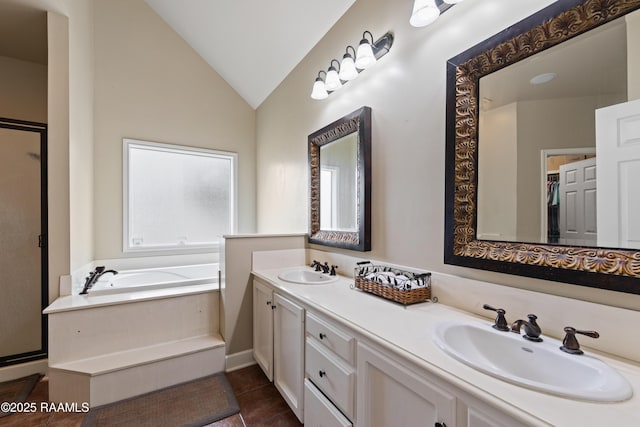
[318, 370, 326, 378]
[319, 332, 326, 340]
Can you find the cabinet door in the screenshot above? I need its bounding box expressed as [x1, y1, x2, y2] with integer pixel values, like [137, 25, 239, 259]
[274, 293, 305, 422]
[357, 342, 456, 427]
[253, 280, 274, 381]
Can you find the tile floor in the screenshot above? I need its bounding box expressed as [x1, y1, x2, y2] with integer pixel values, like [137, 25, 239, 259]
[0, 364, 302, 427]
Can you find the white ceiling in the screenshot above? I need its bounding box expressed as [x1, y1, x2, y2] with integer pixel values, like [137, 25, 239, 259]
[144, 0, 356, 109]
[480, 15, 628, 109]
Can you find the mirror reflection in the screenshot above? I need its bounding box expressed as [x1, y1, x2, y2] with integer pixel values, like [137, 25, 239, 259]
[320, 133, 358, 232]
[477, 9, 640, 250]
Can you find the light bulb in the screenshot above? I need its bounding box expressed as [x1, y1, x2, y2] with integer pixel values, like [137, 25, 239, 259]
[325, 66, 342, 91]
[311, 78, 328, 100]
[355, 40, 376, 70]
[339, 54, 358, 81]
[410, 0, 440, 27]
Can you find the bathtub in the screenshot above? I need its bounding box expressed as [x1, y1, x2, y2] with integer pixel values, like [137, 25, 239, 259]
[87, 263, 218, 296]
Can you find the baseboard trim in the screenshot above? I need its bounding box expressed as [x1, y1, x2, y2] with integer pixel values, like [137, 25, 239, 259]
[0, 359, 48, 383]
[225, 349, 255, 372]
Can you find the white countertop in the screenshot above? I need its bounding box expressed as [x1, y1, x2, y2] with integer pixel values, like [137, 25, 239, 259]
[253, 266, 640, 427]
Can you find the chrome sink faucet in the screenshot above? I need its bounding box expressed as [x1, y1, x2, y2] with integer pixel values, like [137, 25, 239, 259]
[79, 266, 118, 295]
[511, 314, 543, 342]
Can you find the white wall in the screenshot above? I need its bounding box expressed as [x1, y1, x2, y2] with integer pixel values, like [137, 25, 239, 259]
[256, 0, 640, 310]
[92, 0, 256, 261]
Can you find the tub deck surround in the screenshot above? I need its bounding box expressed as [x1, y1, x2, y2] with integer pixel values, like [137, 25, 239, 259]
[46, 283, 224, 407]
[44, 283, 218, 314]
[251, 267, 640, 426]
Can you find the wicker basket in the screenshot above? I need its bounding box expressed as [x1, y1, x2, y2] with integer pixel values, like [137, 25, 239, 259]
[354, 263, 431, 305]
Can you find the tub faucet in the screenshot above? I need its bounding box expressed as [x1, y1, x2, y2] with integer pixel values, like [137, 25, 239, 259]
[511, 314, 542, 342]
[79, 266, 118, 295]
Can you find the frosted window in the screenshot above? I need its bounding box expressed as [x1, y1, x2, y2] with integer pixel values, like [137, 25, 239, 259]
[124, 139, 236, 252]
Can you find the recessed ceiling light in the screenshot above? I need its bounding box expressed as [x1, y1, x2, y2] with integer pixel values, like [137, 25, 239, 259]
[530, 73, 557, 85]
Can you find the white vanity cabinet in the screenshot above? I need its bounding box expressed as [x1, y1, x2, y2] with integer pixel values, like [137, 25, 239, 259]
[253, 279, 274, 380]
[357, 342, 457, 427]
[305, 312, 356, 426]
[252, 279, 305, 422]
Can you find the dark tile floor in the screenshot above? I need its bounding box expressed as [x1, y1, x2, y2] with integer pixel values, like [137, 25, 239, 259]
[0, 364, 302, 427]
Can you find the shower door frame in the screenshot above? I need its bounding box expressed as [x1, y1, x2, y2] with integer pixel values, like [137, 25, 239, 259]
[0, 117, 48, 367]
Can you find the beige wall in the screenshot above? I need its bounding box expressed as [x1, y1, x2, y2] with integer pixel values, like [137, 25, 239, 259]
[0, 56, 47, 122]
[68, 0, 94, 272]
[477, 102, 517, 241]
[627, 9, 640, 100]
[92, 0, 256, 260]
[47, 10, 70, 303]
[256, 0, 640, 310]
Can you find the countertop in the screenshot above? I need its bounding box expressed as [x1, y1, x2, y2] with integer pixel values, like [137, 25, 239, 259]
[253, 266, 640, 426]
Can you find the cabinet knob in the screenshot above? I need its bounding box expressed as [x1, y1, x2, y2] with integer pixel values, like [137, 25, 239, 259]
[435, 423, 446, 427]
[318, 370, 326, 378]
[266, 301, 271, 306]
[319, 332, 326, 340]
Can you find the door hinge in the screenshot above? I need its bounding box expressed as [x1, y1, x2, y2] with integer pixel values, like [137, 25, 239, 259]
[38, 234, 47, 248]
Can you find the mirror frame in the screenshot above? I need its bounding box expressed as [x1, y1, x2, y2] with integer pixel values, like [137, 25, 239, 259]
[308, 106, 371, 251]
[445, 0, 640, 294]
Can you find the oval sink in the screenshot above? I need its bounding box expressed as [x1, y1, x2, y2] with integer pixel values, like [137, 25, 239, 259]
[278, 269, 339, 285]
[433, 321, 632, 402]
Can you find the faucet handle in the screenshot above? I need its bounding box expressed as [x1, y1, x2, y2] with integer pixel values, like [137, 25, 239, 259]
[330, 265, 338, 276]
[560, 326, 600, 355]
[483, 304, 510, 331]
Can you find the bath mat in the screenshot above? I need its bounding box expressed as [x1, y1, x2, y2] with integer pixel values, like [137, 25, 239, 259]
[0, 373, 42, 418]
[82, 372, 239, 427]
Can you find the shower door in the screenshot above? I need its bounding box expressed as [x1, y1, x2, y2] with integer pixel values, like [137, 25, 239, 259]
[0, 118, 48, 366]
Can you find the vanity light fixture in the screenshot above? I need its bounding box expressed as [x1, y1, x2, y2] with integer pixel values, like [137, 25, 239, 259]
[410, 0, 462, 28]
[339, 46, 359, 81]
[355, 31, 377, 70]
[311, 71, 329, 100]
[310, 31, 394, 100]
[325, 59, 343, 91]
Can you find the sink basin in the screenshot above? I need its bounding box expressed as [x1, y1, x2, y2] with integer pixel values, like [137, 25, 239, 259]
[278, 269, 339, 285]
[433, 321, 632, 402]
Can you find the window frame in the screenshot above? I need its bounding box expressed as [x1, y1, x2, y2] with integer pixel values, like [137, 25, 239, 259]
[122, 138, 238, 254]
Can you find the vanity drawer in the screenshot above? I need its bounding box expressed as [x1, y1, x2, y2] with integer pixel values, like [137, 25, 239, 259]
[304, 379, 352, 427]
[306, 337, 355, 420]
[306, 312, 355, 364]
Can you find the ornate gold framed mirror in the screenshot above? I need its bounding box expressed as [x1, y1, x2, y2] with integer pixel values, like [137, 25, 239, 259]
[445, 0, 640, 294]
[308, 107, 371, 251]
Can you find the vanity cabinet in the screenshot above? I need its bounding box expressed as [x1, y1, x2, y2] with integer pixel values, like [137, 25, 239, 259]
[254, 274, 539, 427]
[252, 279, 305, 422]
[356, 342, 456, 427]
[253, 279, 274, 380]
[305, 312, 356, 425]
